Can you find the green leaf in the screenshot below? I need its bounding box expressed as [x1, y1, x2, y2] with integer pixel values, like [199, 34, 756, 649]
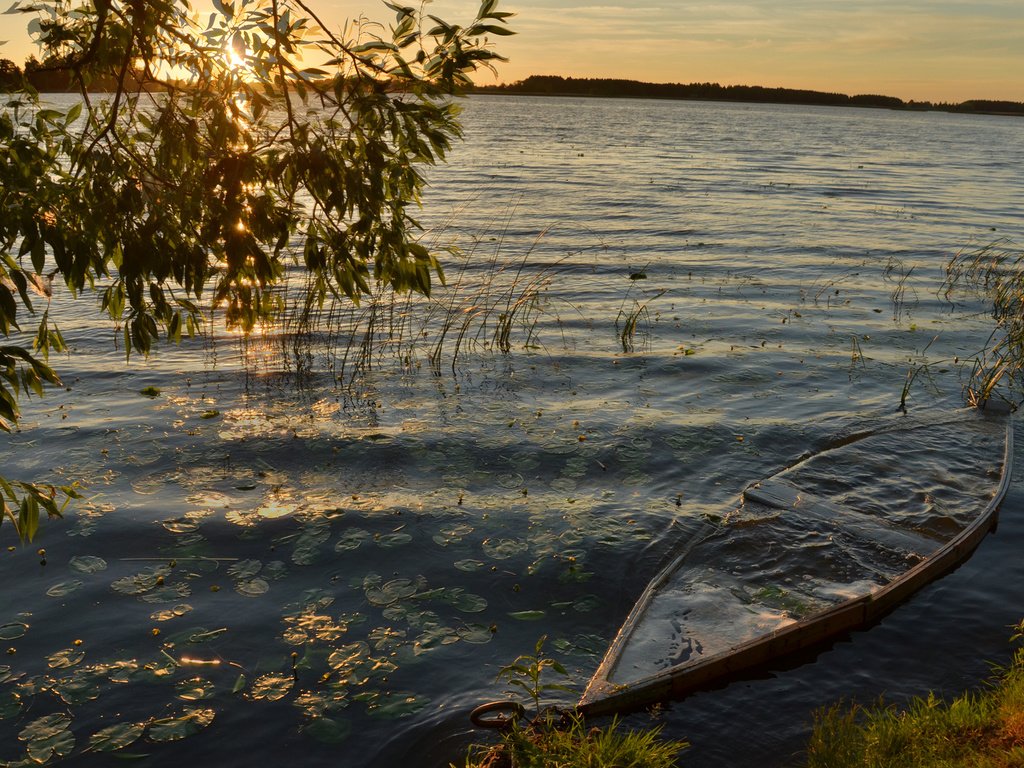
[89, 722, 146, 752]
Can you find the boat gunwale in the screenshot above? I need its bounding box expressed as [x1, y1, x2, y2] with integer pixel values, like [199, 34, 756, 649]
[578, 406, 1014, 717]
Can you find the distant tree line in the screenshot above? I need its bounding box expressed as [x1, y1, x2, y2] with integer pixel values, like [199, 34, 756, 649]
[473, 75, 1024, 115]
[0, 56, 125, 91]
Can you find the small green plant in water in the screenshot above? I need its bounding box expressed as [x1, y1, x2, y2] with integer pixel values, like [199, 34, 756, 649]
[495, 635, 573, 716]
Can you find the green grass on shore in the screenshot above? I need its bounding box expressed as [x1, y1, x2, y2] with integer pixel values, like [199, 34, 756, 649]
[456, 713, 688, 768]
[806, 642, 1024, 767]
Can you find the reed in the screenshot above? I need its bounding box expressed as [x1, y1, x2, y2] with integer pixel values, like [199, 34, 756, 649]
[943, 239, 1024, 405]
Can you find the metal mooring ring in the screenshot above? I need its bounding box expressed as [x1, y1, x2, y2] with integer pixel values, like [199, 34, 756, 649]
[469, 700, 527, 730]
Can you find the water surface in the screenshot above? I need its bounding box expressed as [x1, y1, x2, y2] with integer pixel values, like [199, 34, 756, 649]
[1, 95, 1023, 766]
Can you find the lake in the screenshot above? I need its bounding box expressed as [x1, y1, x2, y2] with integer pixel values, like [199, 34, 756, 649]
[1, 94, 1023, 766]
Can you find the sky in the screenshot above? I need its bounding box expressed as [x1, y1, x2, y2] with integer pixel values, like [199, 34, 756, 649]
[2, 0, 1022, 103]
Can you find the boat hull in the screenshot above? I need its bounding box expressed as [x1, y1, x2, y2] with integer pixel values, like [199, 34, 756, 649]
[579, 406, 1013, 717]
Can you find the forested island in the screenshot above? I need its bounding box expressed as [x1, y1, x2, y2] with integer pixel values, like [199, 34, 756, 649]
[471, 75, 1024, 116]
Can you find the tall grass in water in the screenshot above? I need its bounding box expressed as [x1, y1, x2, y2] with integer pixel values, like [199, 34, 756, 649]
[231, 209, 577, 384]
[943, 239, 1024, 406]
[806, 625, 1024, 768]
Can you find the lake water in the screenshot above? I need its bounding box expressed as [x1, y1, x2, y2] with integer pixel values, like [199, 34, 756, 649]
[2, 94, 1023, 766]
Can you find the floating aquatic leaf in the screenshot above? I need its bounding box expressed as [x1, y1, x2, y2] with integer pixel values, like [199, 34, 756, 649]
[19, 711, 72, 742]
[47, 647, 85, 669]
[234, 480, 257, 491]
[496, 472, 524, 489]
[375, 532, 413, 548]
[248, 673, 294, 702]
[508, 610, 546, 621]
[139, 386, 161, 397]
[176, 677, 214, 701]
[302, 716, 351, 744]
[69, 555, 108, 574]
[453, 559, 485, 572]
[53, 668, 106, 706]
[327, 642, 370, 674]
[263, 560, 288, 580]
[232, 674, 247, 694]
[200, 410, 220, 419]
[572, 595, 601, 612]
[162, 517, 200, 534]
[0, 689, 23, 719]
[111, 566, 170, 596]
[457, 624, 494, 644]
[46, 579, 84, 598]
[150, 604, 193, 622]
[292, 524, 331, 565]
[482, 538, 529, 560]
[334, 528, 369, 552]
[235, 578, 270, 597]
[140, 583, 192, 604]
[450, 592, 488, 613]
[227, 559, 262, 580]
[365, 578, 418, 606]
[367, 627, 406, 652]
[0, 622, 28, 640]
[369, 692, 429, 718]
[147, 708, 215, 742]
[27, 725, 75, 762]
[413, 626, 458, 654]
[89, 721, 146, 752]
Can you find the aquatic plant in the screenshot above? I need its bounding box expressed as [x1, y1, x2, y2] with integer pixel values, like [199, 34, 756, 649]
[943, 240, 1024, 406]
[495, 635, 573, 717]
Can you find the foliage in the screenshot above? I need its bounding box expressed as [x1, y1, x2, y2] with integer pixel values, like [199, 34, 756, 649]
[495, 635, 574, 716]
[0, 0, 512, 539]
[458, 714, 688, 768]
[805, 622, 1024, 767]
[943, 240, 1024, 406]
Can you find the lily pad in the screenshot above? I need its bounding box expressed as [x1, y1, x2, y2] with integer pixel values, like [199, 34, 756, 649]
[335, 528, 369, 552]
[365, 578, 418, 606]
[150, 604, 193, 622]
[369, 692, 428, 718]
[453, 559, 485, 572]
[450, 592, 488, 613]
[227, 559, 263, 579]
[46, 579, 84, 598]
[20, 713, 74, 763]
[457, 623, 494, 644]
[89, 721, 146, 752]
[302, 716, 351, 744]
[235, 578, 270, 597]
[375, 532, 413, 549]
[147, 708, 215, 742]
[47, 647, 86, 669]
[0, 689, 23, 719]
[482, 538, 529, 560]
[508, 610, 546, 621]
[248, 673, 294, 702]
[69, 555, 108, 574]
[176, 676, 215, 701]
[0, 622, 28, 640]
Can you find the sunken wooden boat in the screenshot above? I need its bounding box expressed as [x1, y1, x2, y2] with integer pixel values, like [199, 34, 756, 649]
[579, 405, 1013, 717]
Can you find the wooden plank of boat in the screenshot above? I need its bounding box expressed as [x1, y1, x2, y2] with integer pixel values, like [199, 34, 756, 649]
[578, 405, 1014, 718]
